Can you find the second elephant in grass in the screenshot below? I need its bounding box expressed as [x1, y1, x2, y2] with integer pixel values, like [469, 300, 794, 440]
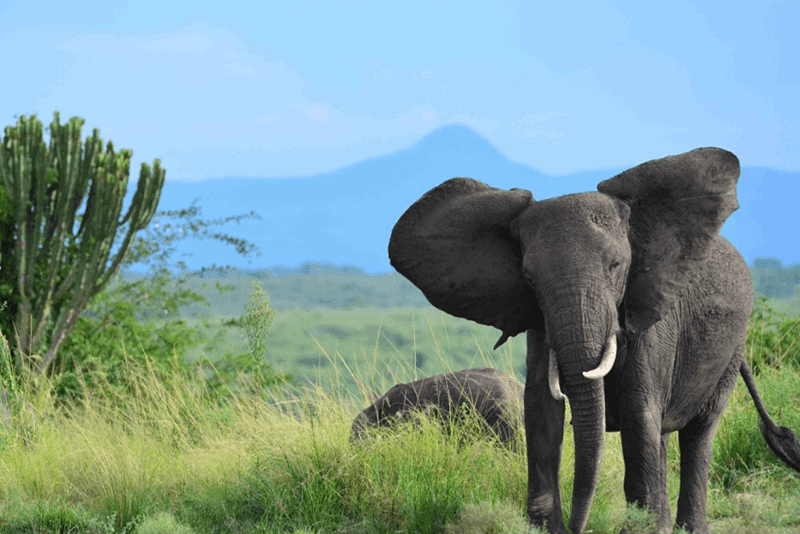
[351, 367, 524, 444]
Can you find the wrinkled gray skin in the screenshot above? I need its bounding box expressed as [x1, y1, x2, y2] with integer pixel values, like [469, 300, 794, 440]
[351, 367, 524, 444]
[388, 148, 800, 534]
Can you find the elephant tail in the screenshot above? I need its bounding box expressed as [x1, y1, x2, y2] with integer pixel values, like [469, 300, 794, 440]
[740, 360, 800, 471]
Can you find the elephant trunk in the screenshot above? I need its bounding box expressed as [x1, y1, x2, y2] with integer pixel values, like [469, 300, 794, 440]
[544, 284, 615, 534]
[561, 353, 605, 534]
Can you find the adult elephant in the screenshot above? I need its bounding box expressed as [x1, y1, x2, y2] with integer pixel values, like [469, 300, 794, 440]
[388, 147, 800, 534]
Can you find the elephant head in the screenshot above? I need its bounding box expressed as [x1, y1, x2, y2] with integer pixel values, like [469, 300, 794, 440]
[388, 147, 740, 533]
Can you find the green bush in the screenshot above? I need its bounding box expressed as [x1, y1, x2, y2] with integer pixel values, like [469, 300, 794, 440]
[53, 276, 204, 401]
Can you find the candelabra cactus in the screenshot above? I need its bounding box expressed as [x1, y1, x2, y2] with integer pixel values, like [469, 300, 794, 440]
[0, 112, 165, 373]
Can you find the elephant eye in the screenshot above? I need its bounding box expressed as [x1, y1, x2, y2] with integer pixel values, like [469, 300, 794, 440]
[609, 260, 620, 271]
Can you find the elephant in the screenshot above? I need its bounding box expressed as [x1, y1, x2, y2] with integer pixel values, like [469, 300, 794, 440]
[388, 147, 800, 534]
[351, 367, 524, 444]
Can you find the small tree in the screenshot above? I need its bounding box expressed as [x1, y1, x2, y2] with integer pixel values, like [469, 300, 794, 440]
[240, 280, 277, 372]
[214, 279, 283, 396]
[0, 113, 165, 373]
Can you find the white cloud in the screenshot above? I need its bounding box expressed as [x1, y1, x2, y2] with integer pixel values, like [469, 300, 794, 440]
[222, 62, 257, 76]
[53, 22, 298, 88]
[306, 103, 331, 123]
[420, 110, 436, 122]
[136, 27, 215, 53]
[56, 23, 215, 54]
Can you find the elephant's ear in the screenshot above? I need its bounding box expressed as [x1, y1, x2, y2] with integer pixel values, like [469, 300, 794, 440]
[597, 147, 740, 333]
[389, 178, 539, 346]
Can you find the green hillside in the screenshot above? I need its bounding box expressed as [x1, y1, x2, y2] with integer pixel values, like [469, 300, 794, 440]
[188, 305, 521, 395]
[164, 261, 799, 394]
[166, 263, 430, 316]
[169, 260, 799, 318]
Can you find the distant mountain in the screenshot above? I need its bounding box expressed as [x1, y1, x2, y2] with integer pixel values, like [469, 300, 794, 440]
[153, 125, 799, 274]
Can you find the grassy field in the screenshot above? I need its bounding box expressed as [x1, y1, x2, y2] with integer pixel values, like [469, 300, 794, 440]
[1, 302, 799, 533]
[189, 306, 525, 394]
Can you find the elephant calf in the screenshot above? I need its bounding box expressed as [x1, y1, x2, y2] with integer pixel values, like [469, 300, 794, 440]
[351, 367, 524, 443]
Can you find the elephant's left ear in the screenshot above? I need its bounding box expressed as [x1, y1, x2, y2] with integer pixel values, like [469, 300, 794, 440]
[597, 147, 740, 333]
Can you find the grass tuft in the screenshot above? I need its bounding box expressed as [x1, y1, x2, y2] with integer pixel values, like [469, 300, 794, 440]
[136, 512, 197, 534]
[443, 500, 543, 534]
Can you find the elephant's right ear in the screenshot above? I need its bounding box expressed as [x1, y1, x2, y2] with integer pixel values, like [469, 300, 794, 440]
[389, 178, 539, 346]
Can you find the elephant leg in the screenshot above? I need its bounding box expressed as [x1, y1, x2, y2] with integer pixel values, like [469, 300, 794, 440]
[676, 355, 741, 533]
[525, 330, 567, 533]
[620, 410, 671, 533]
[675, 420, 716, 534]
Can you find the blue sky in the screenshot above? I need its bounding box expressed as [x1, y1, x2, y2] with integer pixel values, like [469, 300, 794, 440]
[2, 0, 798, 182]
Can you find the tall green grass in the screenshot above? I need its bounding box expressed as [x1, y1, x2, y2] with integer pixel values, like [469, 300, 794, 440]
[0, 339, 617, 533]
[188, 306, 527, 401]
[1, 300, 799, 533]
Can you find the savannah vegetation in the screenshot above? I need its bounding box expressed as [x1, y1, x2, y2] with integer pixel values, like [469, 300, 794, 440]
[1, 113, 799, 533]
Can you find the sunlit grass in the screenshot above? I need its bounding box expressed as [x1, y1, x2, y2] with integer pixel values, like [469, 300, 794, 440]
[0, 329, 564, 532]
[0, 359, 251, 531]
[1, 303, 799, 533]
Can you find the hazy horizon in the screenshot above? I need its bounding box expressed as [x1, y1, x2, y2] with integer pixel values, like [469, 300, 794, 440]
[3, 1, 797, 182]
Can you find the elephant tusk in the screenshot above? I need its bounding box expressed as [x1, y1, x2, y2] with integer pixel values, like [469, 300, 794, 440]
[583, 334, 617, 380]
[548, 348, 566, 401]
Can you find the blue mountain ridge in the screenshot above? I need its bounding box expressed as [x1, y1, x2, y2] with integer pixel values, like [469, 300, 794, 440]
[153, 125, 799, 274]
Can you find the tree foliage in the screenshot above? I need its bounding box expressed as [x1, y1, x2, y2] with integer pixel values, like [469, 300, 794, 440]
[0, 112, 164, 373]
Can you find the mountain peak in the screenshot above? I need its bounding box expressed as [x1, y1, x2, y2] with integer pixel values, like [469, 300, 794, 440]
[411, 124, 505, 161]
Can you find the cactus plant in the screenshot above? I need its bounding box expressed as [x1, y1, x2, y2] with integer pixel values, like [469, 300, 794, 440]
[0, 112, 165, 373]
